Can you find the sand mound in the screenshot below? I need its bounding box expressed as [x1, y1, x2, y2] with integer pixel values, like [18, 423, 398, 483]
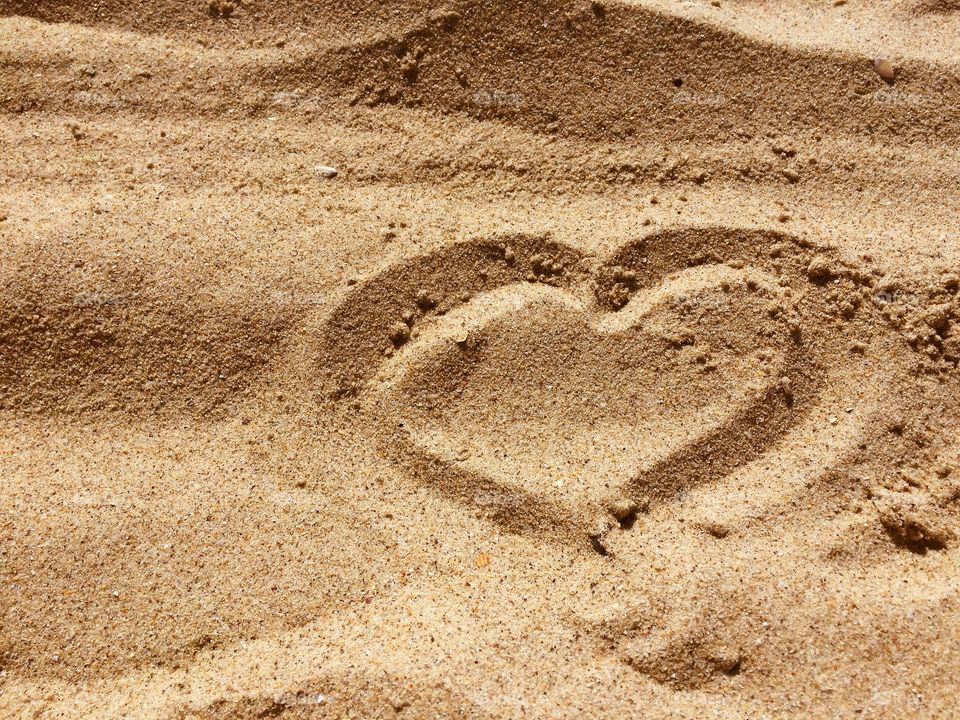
[2, 0, 960, 717]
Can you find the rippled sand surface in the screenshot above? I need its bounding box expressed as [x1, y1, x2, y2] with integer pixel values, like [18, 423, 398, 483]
[2, 0, 960, 717]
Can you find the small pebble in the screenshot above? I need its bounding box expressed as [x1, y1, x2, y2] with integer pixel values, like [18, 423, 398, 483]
[708, 646, 741, 675]
[807, 255, 835, 282]
[415, 289, 436, 309]
[388, 322, 410, 345]
[315, 165, 338, 179]
[608, 499, 638, 522]
[874, 57, 895, 81]
[430, 8, 461, 29]
[700, 521, 729, 539]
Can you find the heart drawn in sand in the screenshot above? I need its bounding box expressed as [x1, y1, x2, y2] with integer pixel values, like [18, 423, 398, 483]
[319, 228, 840, 545]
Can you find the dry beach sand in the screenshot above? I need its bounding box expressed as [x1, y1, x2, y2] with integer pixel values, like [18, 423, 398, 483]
[1, 0, 960, 717]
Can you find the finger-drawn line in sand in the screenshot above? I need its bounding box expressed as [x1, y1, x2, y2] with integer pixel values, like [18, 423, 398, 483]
[317, 227, 900, 548]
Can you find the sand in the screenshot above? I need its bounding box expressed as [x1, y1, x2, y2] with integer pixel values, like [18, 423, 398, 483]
[1, 0, 960, 717]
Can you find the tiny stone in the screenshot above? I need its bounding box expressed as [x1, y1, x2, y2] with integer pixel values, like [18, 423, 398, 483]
[772, 142, 797, 158]
[923, 303, 952, 332]
[700, 521, 730, 539]
[430, 8, 461, 29]
[415, 289, 436, 309]
[315, 165, 338, 179]
[388, 322, 410, 345]
[783, 169, 800, 183]
[608, 499, 638, 522]
[807, 255, 835, 282]
[874, 57, 896, 81]
[707, 646, 741, 675]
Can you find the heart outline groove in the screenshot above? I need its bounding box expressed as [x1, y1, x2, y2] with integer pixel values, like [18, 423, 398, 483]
[317, 226, 886, 548]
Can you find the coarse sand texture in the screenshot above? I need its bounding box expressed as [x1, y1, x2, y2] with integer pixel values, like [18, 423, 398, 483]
[1, 0, 960, 717]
